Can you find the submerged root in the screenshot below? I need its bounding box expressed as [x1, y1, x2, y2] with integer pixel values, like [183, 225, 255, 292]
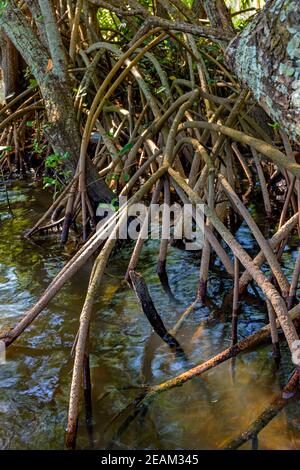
[222, 370, 300, 450]
[129, 270, 186, 357]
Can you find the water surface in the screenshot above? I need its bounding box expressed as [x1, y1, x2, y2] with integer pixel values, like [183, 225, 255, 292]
[0, 181, 299, 450]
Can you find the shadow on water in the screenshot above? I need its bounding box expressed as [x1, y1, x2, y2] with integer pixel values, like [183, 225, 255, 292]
[0, 182, 299, 449]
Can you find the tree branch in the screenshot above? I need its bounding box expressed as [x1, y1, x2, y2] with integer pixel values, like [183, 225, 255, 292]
[38, 0, 68, 79]
[128, 14, 234, 49]
[88, 0, 147, 17]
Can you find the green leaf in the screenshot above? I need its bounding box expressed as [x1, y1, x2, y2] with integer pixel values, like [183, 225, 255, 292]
[268, 122, 281, 130]
[156, 86, 166, 95]
[123, 172, 130, 183]
[117, 142, 134, 157]
[61, 151, 70, 160]
[29, 79, 38, 89]
[0, 145, 12, 153]
[97, 202, 116, 212]
[0, 1, 7, 16]
[43, 176, 56, 188]
[111, 197, 119, 209]
[45, 153, 61, 168]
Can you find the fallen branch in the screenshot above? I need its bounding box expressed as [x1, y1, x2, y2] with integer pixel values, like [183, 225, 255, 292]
[129, 270, 184, 353]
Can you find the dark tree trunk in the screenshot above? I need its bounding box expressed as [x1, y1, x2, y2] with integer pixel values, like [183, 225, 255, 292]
[203, 0, 235, 33]
[155, 0, 171, 19]
[192, 0, 206, 18]
[42, 77, 113, 205]
[0, 32, 20, 99]
[226, 0, 300, 145]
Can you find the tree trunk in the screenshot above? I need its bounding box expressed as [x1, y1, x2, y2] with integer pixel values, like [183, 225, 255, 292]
[203, 0, 235, 33]
[192, 0, 205, 18]
[42, 76, 113, 205]
[226, 0, 300, 145]
[0, 0, 113, 205]
[0, 32, 20, 99]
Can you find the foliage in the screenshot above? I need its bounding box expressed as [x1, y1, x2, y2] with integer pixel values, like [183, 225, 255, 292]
[43, 152, 71, 193]
[0, 0, 7, 17]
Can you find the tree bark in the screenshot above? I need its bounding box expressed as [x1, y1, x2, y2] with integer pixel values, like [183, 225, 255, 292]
[0, 32, 20, 99]
[203, 0, 234, 33]
[192, 0, 205, 18]
[0, 0, 113, 205]
[226, 0, 300, 144]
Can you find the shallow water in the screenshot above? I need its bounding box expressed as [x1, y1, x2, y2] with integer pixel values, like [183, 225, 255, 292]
[0, 181, 299, 450]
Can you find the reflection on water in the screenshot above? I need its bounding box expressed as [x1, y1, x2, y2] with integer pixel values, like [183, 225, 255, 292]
[0, 181, 299, 449]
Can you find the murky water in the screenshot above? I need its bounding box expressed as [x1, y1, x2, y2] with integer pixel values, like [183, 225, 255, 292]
[0, 181, 299, 450]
